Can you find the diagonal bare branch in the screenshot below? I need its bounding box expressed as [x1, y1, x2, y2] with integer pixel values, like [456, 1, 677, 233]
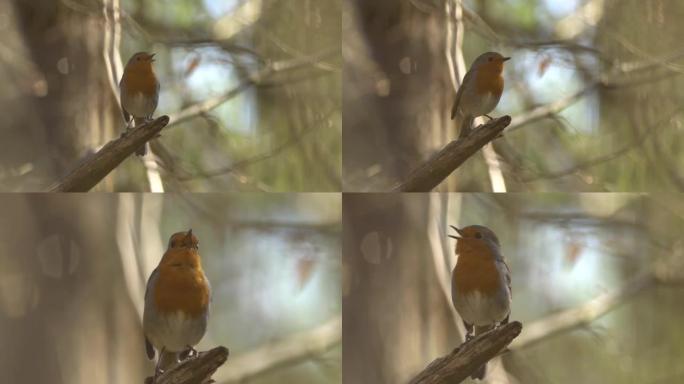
[392, 116, 511, 192]
[409, 321, 523, 384]
[46, 116, 169, 192]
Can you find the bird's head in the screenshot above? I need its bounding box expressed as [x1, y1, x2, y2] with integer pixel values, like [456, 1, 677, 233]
[472, 51, 510, 74]
[167, 229, 199, 250]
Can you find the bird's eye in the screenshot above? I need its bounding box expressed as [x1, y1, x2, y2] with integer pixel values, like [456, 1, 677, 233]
[475, 232, 483, 239]
[488, 57, 493, 62]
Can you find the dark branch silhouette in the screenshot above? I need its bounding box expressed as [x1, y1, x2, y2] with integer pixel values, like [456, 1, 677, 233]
[392, 116, 511, 192]
[146, 346, 229, 384]
[409, 321, 522, 384]
[47, 116, 169, 192]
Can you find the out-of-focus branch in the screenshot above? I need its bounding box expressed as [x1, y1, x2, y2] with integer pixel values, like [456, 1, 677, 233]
[176, 107, 335, 181]
[507, 49, 684, 134]
[511, 272, 653, 350]
[511, 260, 684, 350]
[519, 105, 684, 183]
[215, 316, 341, 384]
[47, 116, 169, 192]
[168, 48, 337, 129]
[392, 116, 511, 192]
[507, 84, 595, 133]
[228, 219, 341, 233]
[408, 322, 523, 384]
[146, 346, 229, 384]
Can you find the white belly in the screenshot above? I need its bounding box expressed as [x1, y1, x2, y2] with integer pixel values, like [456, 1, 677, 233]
[472, 91, 500, 116]
[453, 290, 510, 327]
[144, 310, 207, 352]
[460, 86, 501, 118]
[122, 91, 157, 118]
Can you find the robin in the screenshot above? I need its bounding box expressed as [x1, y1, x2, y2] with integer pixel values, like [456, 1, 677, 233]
[451, 52, 510, 138]
[120, 52, 160, 156]
[449, 225, 511, 380]
[143, 229, 211, 379]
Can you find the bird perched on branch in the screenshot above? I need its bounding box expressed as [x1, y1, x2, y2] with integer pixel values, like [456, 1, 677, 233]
[449, 225, 511, 380]
[120, 52, 160, 156]
[451, 52, 510, 138]
[143, 229, 211, 379]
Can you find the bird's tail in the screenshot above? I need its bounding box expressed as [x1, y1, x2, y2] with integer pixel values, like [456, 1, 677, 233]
[456, 114, 474, 139]
[471, 325, 494, 380]
[133, 117, 148, 156]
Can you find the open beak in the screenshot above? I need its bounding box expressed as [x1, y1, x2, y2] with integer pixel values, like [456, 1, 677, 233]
[448, 225, 463, 240]
[149, 53, 156, 62]
[502, 57, 511, 62]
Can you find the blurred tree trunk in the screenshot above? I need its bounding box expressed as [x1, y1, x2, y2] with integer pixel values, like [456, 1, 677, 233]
[344, 1, 452, 188]
[343, 194, 456, 383]
[7, 0, 118, 189]
[0, 195, 147, 384]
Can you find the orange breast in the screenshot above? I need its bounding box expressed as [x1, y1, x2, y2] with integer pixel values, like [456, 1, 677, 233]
[453, 244, 501, 295]
[154, 251, 210, 317]
[122, 67, 158, 96]
[474, 69, 504, 98]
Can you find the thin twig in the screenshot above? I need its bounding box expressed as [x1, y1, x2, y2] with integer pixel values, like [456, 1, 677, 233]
[408, 322, 523, 384]
[392, 116, 511, 192]
[46, 116, 170, 192]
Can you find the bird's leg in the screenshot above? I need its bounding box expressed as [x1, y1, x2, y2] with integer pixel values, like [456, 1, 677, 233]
[152, 347, 166, 383]
[187, 345, 199, 359]
[463, 321, 474, 342]
[120, 119, 133, 137]
[179, 346, 199, 361]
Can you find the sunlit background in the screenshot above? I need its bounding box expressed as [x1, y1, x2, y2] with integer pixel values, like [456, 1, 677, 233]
[0, 193, 341, 383]
[343, 193, 684, 383]
[0, 0, 340, 191]
[343, 0, 684, 191]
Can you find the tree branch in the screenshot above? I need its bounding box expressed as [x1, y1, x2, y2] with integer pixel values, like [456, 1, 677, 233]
[392, 116, 511, 192]
[46, 116, 169, 192]
[146, 346, 229, 384]
[409, 321, 523, 384]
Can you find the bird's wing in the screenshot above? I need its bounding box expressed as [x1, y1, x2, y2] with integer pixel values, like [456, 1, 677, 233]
[144, 267, 158, 302]
[451, 70, 473, 119]
[497, 256, 512, 298]
[119, 76, 128, 119]
[151, 81, 160, 113]
[143, 267, 159, 360]
[145, 337, 155, 360]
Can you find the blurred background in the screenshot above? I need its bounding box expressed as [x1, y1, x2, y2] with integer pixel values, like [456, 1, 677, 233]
[343, 0, 684, 192]
[343, 193, 684, 383]
[0, 0, 340, 192]
[0, 193, 341, 383]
